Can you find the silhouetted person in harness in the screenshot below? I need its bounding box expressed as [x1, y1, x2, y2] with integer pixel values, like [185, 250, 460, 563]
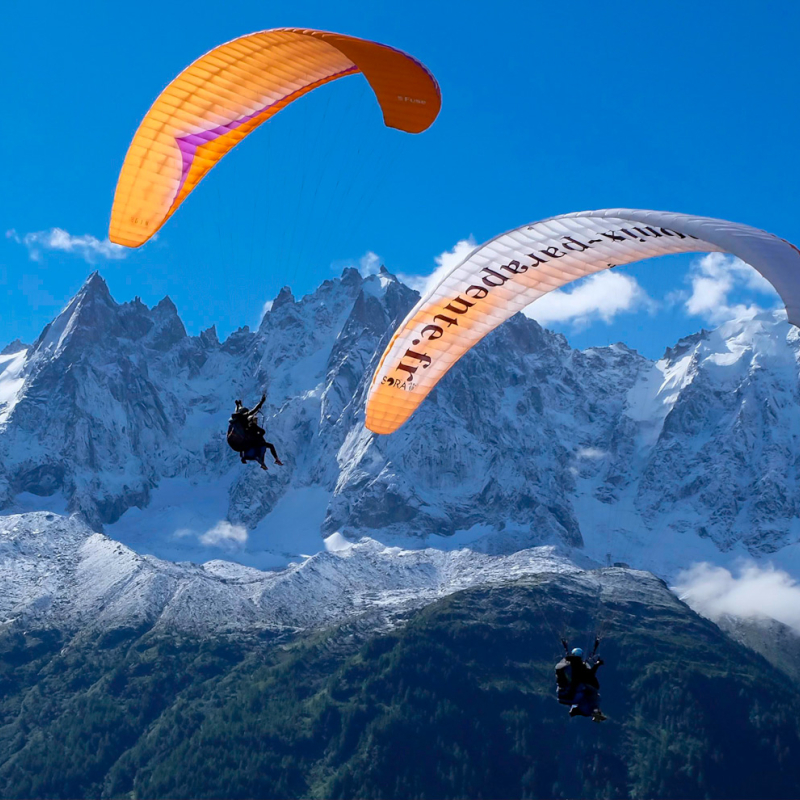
[555, 639, 606, 722]
[227, 394, 283, 471]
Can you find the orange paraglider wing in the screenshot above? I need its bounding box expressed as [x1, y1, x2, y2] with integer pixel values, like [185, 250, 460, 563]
[109, 28, 440, 248]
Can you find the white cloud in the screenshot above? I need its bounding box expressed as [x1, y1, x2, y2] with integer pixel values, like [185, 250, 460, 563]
[397, 239, 651, 327]
[357, 251, 381, 276]
[675, 253, 779, 325]
[674, 561, 800, 634]
[260, 299, 274, 322]
[7, 228, 128, 264]
[200, 521, 247, 548]
[175, 520, 248, 551]
[576, 447, 607, 460]
[524, 270, 654, 329]
[333, 250, 384, 278]
[399, 238, 477, 296]
[329, 250, 379, 276]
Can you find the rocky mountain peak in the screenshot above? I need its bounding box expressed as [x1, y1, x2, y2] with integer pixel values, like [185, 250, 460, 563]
[0, 269, 798, 576]
[154, 295, 179, 317]
[1, 339, 29, 356]
[30, 271, 117, 357]
[661, 329, 709, 364]
[340, 266, 363, 288]
[200, 325, 219, 347]
[81, 269, 112, 299]
[271, 286, 295, 311]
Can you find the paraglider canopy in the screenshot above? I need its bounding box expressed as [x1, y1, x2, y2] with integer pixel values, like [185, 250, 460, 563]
[366, 209, 800, 435]
[109, 28, 441, 248]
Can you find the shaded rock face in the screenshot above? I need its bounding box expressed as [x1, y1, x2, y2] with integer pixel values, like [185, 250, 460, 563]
[630, 321, 800, 555]
[1, 270, 799, 563]
[1, 340, 29, 356]
[716, 613, 800, 687]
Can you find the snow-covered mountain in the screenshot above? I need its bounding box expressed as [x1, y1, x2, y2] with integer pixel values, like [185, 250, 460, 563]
[0, 511, 590, 635]
[1, 268, 800, 629]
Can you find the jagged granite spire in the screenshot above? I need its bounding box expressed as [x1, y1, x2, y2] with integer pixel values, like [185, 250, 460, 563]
[0, 272, 798, 575]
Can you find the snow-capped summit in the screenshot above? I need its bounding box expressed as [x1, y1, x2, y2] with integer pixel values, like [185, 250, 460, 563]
[628, 310, 800, 555]
[1, 271, 799, 584]
[31, 271, 118, 359]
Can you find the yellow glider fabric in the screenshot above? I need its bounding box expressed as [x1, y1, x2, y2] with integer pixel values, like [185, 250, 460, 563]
[109, 28, 441, 248]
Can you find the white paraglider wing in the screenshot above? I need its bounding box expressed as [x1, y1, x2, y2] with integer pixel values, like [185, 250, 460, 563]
[366, 209, 800, 435]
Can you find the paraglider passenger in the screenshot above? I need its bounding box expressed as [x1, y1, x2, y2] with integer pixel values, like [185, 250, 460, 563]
[555, 643, 606, 722]
[227, 394, 283, 471]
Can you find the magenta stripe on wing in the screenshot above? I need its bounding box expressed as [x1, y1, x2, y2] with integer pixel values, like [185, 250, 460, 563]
[172, 66, 359, 201]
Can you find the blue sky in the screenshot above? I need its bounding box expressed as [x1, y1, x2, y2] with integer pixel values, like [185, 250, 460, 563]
[1, 0, 798, 358]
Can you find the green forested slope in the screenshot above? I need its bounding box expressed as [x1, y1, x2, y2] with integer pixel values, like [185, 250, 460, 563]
[1, 572, 798, 799]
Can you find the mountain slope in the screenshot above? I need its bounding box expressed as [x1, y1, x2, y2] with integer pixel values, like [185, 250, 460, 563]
[2, 270, 800, 799]
[1, 272, 800, 580]
[0, 513, 582, 636]
[1, 573, 799, 800]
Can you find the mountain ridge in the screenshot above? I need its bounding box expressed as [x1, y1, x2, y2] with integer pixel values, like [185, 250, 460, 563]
[2, 569, 800, 800]
[3, 271, 800, 800]
[1, 270, 799, 582]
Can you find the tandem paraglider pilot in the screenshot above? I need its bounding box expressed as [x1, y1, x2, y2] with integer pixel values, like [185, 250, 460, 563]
[226, 394, 283, 471]
[555, 640, 606, 722]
